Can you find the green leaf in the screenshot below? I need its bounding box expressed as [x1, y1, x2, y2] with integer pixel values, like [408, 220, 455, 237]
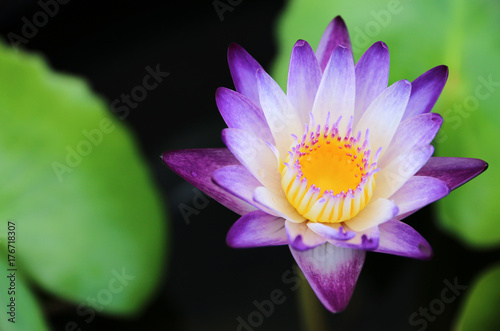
[272, 0, 500, 248]
[0, 41, 167, 314]
[432, 1, 500, 248]
[0, 258, 50, 331]
[455, 263, 500, 330]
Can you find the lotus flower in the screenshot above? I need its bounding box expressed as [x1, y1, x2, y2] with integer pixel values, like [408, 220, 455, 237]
[162, 16, 487, 312]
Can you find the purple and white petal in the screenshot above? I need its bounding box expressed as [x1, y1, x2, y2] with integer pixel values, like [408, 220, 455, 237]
[354, 41, 390, 126]
[228, 43, 263, 108]
[328, 225, 380, 250]
[312, 45, 355, 127]
[375, 145, 434, 199]
[290, 243, 365, 313]
[402, 65, 448, 121]
[257, 68, 303, 156]
[227, 210, 287, 248]
[222, 128, 282, 194]
[355, 80, 411, 153]
[374, 220, 433, 260]
[390, 176, 450, 216]
[162, 148, 255, 215]
[316, 16, 352, 72]
[415, 157, 488, 191]
[253, 186, 306, 223]
[287, 40, 322, 124]
[345, 198, 399, 232]
[381, 113, 442, 167]
[307, 222, 355, 241]
[216, 87, 274, 143]
[286, 221, 327, 251]
[212, 165, 266, 211]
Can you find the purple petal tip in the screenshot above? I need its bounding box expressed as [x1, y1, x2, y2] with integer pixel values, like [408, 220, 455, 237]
[361, 234, 379, 250]
[332, 15, 346, 26]
[295, 39, 306, 47]
[429, 112, 443, 125]
[418, 242, 433, 260]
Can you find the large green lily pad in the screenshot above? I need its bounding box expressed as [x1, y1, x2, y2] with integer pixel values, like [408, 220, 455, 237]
[0, 41, 167, 317]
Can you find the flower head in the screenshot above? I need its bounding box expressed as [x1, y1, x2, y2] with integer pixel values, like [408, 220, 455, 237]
[163, 16, 487, 312]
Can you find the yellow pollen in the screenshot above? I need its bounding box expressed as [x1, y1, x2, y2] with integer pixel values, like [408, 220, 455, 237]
[298, 137, 364, 196]
[280, 119, 378, 224]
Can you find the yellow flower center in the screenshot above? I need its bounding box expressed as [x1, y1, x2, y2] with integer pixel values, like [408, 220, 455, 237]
[280, 116, 379, 223]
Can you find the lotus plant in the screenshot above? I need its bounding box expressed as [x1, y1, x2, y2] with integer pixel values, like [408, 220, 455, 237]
[162, 16, 487, 312]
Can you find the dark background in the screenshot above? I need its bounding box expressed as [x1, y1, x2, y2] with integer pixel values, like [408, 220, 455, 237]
[1, 0, 498, 330]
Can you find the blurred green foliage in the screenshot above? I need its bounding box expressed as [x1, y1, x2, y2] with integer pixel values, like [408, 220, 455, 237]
[0, 259, 49, 331]
[272, 0, 500, 248]
[0, 41, 168, 328]
[455, 263, 500, 330]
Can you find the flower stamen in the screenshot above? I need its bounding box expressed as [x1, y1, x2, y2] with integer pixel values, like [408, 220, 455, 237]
[281, 114, 380, 223]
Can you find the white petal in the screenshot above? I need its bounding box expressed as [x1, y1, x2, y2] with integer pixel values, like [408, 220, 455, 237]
[288, 40, 322, 124]
[328, 225, 380, 250]
[307, 222, 355, 241]
[380, 113, 442, 168]
[257, 68, 303, 157]
[253, 186, 306, 223]
[286, 221, 326, 251]
[222, 128, 282, 194]
[312, 46, 355, 127]
[389, 176, 449, 216]
[345, 198, 399, 232]
[353, 41, 390, 127]
[354, 80, 411, 154]
[215, 87, 274, 143]
[375, 145, 434, 199]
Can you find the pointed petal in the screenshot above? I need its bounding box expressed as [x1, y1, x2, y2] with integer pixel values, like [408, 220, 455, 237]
[316, 16, 352, 72]
[403, 65, 449, 121]
[415, 157, 488, 191]
[374, 220, 433, 260]
[227, 210, 287, 248]
[222, 128, 282, 194]
[355, 80, 411, 154]
[212, 165, 263, 210]
[257, 68, 303, 156]
[286, 221, 327, 251]
[354, 41, 390, 126]
[227, 43, 263, 108]
[307, 222, 355, 241]
[345, 198, 399, 232]
[287, 40, 322, 124]
[253, 186, 306, 223]
[312, 45, 355, 126]
[375, 145, 434, 199]
[215, 87, 274, 143]
[390, 176, 450, 216]
[290, 243, 365, 313]
[162, 148, 255, 215]
[381, 112, 442, 167]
